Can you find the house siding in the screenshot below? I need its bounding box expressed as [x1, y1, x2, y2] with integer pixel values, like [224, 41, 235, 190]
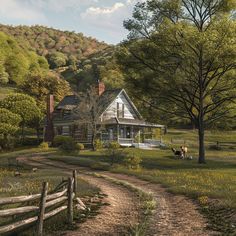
[102, 92, 138, 121]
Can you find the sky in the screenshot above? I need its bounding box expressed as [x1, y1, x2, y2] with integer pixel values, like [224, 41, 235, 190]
[0, 0, 142, 44]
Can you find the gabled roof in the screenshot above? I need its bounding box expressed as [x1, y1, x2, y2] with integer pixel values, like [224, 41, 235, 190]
[97, 88, 122, 115]
[99, 89, 142, 119]
[54, 88, 142, 120]
[56, 95, 80, 110]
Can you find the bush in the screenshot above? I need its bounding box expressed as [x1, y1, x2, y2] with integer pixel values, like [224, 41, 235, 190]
[39, 142, 49, 150]
[105, 141, 124, 166]
[123, 153, 142, 169]
[75, 143, 84, 151]
[60, 137, 75, 152]
[94, 139, 103, 150]
[53, 135, 69, 147]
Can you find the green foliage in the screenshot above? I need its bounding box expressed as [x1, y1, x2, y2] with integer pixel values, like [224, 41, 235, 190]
[39, 142, 49, 150]
[105, 141, 123, 166]
[0, 25, 107, 69]
[21, 71, 71, 111]
[123, 153, 142, 169]
[0, 31, 49, 85]
[118, 0, 236, 163]
[0, 93, 41, 141]
[0, 93, 40, 123]
[77, 46, 124, 91]
[59, 137, 75, 152]
[53, 135, 69, 147]
[48, 52, 68, 69]
[0, 108, 21, 125]
[53, 135, 75, 152]
[75, 143, 85, 151]
[94, 139, 103, 150]
[0, 108, 21, 149]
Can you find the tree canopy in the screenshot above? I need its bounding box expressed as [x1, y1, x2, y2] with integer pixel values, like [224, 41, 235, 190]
[117, 0, 236, 163]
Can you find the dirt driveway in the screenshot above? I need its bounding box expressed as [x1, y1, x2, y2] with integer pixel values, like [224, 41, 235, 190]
[18, 155, 218, 236]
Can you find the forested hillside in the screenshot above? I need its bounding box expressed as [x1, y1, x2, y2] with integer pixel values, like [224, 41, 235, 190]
[0, 31, 48, 85]
[0, 25, 108, 69]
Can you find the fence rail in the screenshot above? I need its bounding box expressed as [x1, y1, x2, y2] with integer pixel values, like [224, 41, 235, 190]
[0, 170, 81, 236]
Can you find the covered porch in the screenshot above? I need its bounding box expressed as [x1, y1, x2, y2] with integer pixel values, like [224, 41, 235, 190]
[100, 118, 165, 148]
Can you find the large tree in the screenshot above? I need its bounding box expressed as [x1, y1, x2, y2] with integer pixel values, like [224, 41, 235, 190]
[21, 72, 71, 111]
[117, 0, 236, 163]
[0, 108, 21, 149]
[0, 93, 42, 142]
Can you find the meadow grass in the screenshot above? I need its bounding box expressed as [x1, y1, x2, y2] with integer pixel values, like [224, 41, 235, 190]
[47, 129, 236, 208]
[0, 148, 100, 235]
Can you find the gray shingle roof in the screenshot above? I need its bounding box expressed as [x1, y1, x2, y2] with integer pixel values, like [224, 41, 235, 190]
[56, 95, 80, 110]
[55, 89, 122, 113]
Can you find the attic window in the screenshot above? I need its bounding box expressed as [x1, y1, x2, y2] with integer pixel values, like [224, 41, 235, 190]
[117, 103, 124, 118]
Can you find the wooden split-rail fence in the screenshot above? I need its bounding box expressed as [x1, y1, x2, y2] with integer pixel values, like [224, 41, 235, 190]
[0, 170, 80, 236]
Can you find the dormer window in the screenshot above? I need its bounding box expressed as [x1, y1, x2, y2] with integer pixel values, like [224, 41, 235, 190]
[117, 103, 124, 118]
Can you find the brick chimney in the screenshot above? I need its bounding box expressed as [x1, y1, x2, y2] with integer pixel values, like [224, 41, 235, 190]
[98, 81, 105, 96]
[44, 94, 54, 142]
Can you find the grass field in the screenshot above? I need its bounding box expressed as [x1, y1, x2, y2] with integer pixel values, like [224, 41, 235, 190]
[47, 129, 236, 208]
[46, 129, 236, 234]
[0, 129, 235, 234]
[0, 148, 100, 235]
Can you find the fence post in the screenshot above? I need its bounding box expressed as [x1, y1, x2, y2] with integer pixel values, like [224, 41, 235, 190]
[67, 177, 73, 225]
[37, 182, 48, 236]
[73, 170, 77, 195]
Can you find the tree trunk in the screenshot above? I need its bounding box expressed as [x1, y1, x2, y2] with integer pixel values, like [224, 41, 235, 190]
[198, 117, 205, 164]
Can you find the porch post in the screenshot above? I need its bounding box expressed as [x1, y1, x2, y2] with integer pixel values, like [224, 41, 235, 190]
[131, 126, 134, 144]
[117, 124, 119, 142]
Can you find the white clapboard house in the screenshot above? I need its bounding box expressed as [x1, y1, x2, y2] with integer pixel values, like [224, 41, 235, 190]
[44, 82, 164, 147]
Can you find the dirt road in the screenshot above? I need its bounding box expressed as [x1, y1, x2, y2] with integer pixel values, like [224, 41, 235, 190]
[18, 155, 217, 236]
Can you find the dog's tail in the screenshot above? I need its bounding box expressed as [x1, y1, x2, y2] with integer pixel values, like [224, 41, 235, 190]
[171, 148, 176, 154]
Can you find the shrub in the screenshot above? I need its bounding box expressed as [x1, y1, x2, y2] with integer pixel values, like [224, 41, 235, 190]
[53, 135, 69, 147]
[39, 142, 49, 150]
[60, 137, 75, 152]
[123, 153, 142, 169]
[75, 143, 84, 152]
[94, 139, 103, 150]
[105, 141, 124, 166]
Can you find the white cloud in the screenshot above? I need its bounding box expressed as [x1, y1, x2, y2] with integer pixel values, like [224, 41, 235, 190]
[80, 1, 138, 42]
[29, 0, 99, 12]
[82, 3, 125, 16]
[0, 0, 46, 23]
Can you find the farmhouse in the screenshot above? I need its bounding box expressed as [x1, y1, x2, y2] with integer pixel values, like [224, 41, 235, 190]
[44, 82, 164, 147]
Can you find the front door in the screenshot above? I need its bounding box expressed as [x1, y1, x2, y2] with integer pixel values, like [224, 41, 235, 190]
[126, 127, 131, 138]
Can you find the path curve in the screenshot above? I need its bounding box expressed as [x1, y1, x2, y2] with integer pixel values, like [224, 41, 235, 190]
[18, 155, 217, 236]
[18, 156, 139, 236]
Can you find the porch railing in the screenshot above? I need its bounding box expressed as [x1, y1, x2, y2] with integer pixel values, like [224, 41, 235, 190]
[118, 138, 134, 145]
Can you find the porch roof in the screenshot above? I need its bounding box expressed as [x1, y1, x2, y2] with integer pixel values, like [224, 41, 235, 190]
[100, 118, 164, 128]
